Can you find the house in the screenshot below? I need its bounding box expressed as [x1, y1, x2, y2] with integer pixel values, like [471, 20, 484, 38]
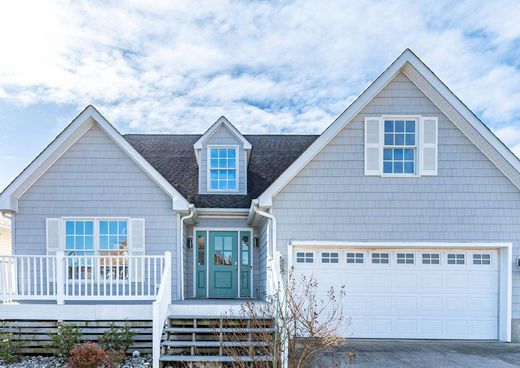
[0, 216, 10, 255]
[1, 49, 520, 366]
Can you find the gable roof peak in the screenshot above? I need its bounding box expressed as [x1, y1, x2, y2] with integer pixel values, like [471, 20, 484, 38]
[194, 116, 252, 150]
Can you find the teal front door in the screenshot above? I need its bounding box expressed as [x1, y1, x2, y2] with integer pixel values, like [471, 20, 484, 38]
[209, 231, 238, 298]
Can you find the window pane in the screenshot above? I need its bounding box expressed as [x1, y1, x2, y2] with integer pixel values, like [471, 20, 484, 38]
[395, 120, 405, 132]
[66, 221, 74, 235]
[393, 162, 403, 173]
[395, 133, 405, 145]
[85, 221, 93, 235]
[210, 179, 218, 189]
[404, 149, 414, 160]
[384, 134, 394, 145]
[210, 159, 218, 168]
[228, 149, 236, 158]
[404, 162, 414, 174]
[383, 162, 392, 174]
[406, 120, 415, 132]
[383, 149, 392, 160]
[210, 149, 219, 158]
[76, 221, 84, 234]
[100, 221, 108, 235]
[394, 149, 403, 160]
[405, 134, 415, 145]
[228, 158, 236, 168]
[384, 120, 393, 132]
[219, 158, 227, 168]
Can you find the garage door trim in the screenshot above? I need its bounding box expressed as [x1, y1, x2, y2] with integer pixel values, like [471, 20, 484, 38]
[288, 241, 512, 342]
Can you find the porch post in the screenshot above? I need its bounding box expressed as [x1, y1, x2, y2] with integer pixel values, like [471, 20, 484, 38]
[56, 251, 65, 304]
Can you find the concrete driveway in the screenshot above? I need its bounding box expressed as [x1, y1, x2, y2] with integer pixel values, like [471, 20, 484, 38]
[314, 340, 520, 368]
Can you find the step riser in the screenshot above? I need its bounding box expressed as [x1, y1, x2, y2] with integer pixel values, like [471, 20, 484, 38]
[160, 316, 276, 366]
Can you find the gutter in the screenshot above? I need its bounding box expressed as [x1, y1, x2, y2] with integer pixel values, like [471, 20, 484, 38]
[249, 200, 276, 258]
[179, 205, 196, 300]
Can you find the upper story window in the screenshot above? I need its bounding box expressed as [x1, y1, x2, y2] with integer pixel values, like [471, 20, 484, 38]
[383, 119, 416, 175]
[208, 146, 238, 191]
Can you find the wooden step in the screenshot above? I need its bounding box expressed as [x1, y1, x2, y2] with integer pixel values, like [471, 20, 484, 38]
[162, 340, 270, 347]
[160, 355, 273, 362]
[165, 327, 274, 333]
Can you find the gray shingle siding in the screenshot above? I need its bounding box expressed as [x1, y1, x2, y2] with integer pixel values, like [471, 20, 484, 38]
[272, 72, 520, 318]
[199, 125, 247, 195]
[14, 124, 179, 300]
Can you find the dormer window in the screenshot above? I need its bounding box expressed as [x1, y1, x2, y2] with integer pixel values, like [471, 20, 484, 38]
[208, 146, 238, 191]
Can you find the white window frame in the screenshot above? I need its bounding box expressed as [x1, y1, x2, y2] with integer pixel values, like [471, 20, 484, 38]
[447, 253, 465, 265]
[422, 253, 440, 265]
[346, 252, 364, 264]
[473, 253, 492, 266]
[207, 145, 239, 192]
[371, 252, 390, 265]
[296, 252, 314, 264]
[61, 217, 131, 255]
[396, 252, 415, 265]
[381, 115, 420, 177]
[321, 251, 339, 264]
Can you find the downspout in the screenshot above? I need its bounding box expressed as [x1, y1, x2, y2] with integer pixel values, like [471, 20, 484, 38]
[179, 205, 195, 300]
[251, 200, 276, 258]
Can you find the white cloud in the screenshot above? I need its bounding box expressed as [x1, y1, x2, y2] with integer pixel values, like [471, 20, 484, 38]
[0, 0, 520, 136]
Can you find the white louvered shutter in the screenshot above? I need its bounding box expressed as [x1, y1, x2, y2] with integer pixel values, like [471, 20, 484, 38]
[46, 218, 61, 282]
[420, 117, 438, 175]
[130, 218, 145, 283]
[365, 117, 382, 175]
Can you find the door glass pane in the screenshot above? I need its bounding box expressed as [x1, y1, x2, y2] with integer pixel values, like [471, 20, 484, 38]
[197, 235, 205, 266]
[241, 234, 249, 266]
[214, 236, 233, 266]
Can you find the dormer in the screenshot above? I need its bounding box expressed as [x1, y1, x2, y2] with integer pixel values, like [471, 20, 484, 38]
[194, 117, 252, 195]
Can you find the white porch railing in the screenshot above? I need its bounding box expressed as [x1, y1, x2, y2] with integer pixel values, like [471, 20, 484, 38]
[0, 252, 169, 303]
[152, 252, 171, 368]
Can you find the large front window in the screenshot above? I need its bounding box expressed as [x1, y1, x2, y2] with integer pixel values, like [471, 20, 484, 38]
[208, 146, 238, 191]
[65, 219, 128, 280]
[383, 119, 416, 174]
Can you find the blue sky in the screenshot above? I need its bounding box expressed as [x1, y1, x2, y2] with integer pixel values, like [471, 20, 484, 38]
[1, 0, 520, 190]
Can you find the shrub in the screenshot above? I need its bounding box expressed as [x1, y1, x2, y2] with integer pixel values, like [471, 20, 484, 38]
[67, 342, 105, 368]
[104, 349, 126, 368]
[99, 322, 135, 353]
[0, 331, 20, 364]
[50, 323, 81, 357]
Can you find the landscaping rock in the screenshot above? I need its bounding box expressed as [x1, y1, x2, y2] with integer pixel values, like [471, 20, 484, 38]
[0, 354, 152, 367]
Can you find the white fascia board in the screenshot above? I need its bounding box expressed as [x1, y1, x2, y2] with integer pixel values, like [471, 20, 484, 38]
[256, 51, 408, 207]
[193, 116, 252, 150]
[87, 107, 190, 211]
[0, 105, 190, 212]
[257, 49, 520, 206]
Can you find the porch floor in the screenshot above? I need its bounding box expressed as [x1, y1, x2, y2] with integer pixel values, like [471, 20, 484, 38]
[169, 298, 267, 317]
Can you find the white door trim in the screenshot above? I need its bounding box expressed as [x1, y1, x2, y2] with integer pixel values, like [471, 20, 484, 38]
[289, 241, 512, 342]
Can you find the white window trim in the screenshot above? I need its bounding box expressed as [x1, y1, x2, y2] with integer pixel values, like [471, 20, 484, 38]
[346, 251, 365, 265]
[472, 252, 492, 266]
[381, 115, 421, 177]
[395, 252, 415, 265]
[60, 217, 131, 254]
[207, 145, 239, 193]
[421, 252, 441, 265]
[370, 251, 391, 265]
[321, 251, 340, 264]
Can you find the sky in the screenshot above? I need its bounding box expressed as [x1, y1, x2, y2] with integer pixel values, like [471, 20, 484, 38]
[0, 0, 520, 191]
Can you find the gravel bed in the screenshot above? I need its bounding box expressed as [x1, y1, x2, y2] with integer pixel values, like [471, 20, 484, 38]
[0, 354, 152, 367]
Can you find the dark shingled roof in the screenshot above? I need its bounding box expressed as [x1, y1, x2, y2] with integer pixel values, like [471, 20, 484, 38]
[124, 134, 319, 208]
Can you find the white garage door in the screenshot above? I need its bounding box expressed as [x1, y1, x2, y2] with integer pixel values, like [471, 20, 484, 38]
[293, 248, 499, 340]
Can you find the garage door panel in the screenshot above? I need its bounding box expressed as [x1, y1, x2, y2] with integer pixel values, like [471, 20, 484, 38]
[420, 273, 443, 289]
[420, 319, 443, 337]
[368, 296, 392, 312]
[366, 273, 391, 290]
[393, 273, 418, 290]
[293, 247, 499, 340]
[419, 296, 443, 313]
[393, 296, 417, 312]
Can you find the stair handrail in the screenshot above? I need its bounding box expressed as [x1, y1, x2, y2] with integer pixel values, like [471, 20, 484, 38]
[152, 251, 171, 368]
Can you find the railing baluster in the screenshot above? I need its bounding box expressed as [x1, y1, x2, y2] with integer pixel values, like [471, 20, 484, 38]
[141, 257, 144, 296]
[154, 257, 157, 296]
[116, 256, 120, 296]
[20, 257, 25, 296]
[147, 257, 151, 296]
[39, 257, 43, 296]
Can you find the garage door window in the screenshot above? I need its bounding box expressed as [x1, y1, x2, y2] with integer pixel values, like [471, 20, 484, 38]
[396, 253, 414, 264]
[322, 252, 339, 264]
[447, 253, 464, 265]
[346, 252, 364, 264]
[296, 252, 313, 263]
[422, 253, 440, 264]
[473, 254, 491, 265]
[371, 253, 389, 264]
